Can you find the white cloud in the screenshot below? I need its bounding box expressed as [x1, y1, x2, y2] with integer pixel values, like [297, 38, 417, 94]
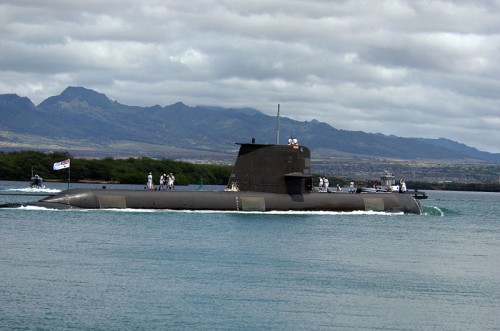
[0, 0, 499, 153]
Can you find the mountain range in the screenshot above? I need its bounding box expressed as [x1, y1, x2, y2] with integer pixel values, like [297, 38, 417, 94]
[1, 86, 499, 163]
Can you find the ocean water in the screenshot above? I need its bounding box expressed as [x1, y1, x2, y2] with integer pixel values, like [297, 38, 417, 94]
[0, 181, 498, 330]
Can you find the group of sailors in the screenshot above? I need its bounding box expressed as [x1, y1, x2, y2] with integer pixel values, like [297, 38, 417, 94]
[146, 172, 175, 190]
[318, 176, 330, 192]
[318, 176, 354, 193]
[288, 137, 299, 146]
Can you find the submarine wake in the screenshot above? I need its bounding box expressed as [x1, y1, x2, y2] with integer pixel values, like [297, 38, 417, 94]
[9, 206, 406, 216]
[423, 205, 445, 217]
[5, 187, 61, 194]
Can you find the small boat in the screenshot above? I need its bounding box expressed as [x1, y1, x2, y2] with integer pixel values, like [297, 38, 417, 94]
[358, 172, 399, 193]
[379, 172, 400, 192]
[412, 190, 428, 199]
[29, 174, 45, 189]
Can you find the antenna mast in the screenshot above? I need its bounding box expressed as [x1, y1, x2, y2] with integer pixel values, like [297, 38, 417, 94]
[276, 104, 280, 144]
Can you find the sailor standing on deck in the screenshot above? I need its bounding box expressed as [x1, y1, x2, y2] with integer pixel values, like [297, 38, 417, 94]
[159, 174, 164, 190]
[318, 177, 324, 191]
[349, 181, 355, 193]
[401, 180, 407, 193]
[168, 173, 175, 190]
[323, 177, 329, 192]
[147, 172, 153, 190]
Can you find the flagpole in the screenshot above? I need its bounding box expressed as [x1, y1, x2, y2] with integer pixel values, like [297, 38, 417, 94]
[53, 159, 71, 189]
[276, 104, 280, 145]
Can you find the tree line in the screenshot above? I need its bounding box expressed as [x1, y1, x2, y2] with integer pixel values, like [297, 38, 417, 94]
[0, 150, 233, 186]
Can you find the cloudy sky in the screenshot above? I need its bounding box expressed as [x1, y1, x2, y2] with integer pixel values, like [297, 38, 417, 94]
[1, 0, 499, 153]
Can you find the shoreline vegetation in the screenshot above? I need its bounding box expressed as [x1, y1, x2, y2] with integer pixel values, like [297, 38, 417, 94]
[1, 150, 499, 192]
[0, 150, 232, 187]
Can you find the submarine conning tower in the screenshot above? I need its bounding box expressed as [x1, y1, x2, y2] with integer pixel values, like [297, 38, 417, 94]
[226, 141, 313, 194]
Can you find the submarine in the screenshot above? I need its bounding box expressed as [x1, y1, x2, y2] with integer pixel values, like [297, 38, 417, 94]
[1, 140, 424, 214]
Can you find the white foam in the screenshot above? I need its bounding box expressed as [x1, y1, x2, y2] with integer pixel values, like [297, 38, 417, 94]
[9, 206, 405, 215]
[423, 206, 445, 217]
[99, 209, 404, 215]
[6, 187, 61, 193]
[18, 205, 58, 211]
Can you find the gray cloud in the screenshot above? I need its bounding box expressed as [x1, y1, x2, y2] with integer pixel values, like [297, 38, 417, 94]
[1, 0, 499, 152]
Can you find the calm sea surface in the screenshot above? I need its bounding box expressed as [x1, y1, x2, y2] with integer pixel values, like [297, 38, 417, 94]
[0, 181, 499, 330]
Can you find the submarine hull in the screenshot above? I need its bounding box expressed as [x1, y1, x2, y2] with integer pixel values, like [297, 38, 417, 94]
[13, 188, 422, 214]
